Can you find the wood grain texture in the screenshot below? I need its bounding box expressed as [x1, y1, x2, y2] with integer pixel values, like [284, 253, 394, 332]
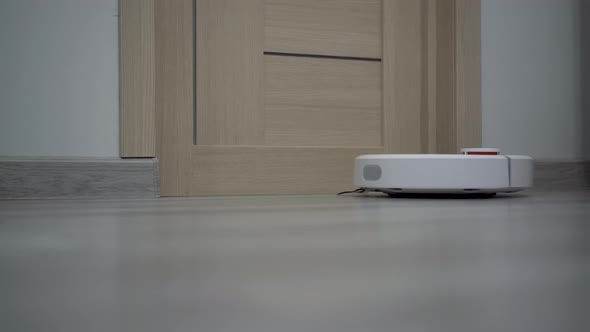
[434, 0, 458, 153]
[142, 0, 483, 196]
[265, 55, 382, 147]
[425, 0, 438, 153]
[265, 0, 382, 59]
[455, 0, 482, 149]
[190, 146, 382, 195]
[120, 0, 156, 157]
[155, 0, 193, 196]
[0, 158, 159, 199]
[383, 0, 425, 153]
[383, 0, 473, 154]
[534, 161, 590, 191]
[196, 0, 265, 145]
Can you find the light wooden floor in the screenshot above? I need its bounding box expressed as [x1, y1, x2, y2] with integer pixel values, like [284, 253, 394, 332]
[1, 191, 589, 332]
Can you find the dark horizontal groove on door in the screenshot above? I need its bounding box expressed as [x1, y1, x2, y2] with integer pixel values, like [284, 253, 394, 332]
[264, 52, 382, 62]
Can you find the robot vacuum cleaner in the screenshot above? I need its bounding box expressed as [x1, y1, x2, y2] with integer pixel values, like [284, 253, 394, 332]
[354, 149, 533, 196]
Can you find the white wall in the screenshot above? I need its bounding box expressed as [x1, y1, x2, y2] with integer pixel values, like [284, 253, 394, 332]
[0, 0, 119, 157]
[482, 0, 586, 159]
[0, 0, 586, 159]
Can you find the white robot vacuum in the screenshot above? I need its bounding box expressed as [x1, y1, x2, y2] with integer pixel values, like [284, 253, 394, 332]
[353, 149, 533, 197]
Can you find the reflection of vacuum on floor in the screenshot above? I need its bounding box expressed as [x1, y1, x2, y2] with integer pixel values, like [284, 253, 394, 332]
[352, 148, 533, 197]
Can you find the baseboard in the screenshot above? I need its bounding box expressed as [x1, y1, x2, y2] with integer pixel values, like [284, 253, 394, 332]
[0, 158, 586, 199]
[534, 160, 590, 191]
[0, 157, 160, 199]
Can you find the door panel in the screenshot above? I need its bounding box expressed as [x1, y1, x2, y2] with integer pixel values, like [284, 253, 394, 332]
[145, 0, 482, 196]
[191, 0, 385, 195]
[196, 0, 265, 145]
[264, 55, 382, 147]
[265, 0, 382, 59]
[191, 146, 382, 195]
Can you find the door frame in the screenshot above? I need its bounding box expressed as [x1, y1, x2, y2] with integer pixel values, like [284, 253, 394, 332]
[120, 0, 482, 196]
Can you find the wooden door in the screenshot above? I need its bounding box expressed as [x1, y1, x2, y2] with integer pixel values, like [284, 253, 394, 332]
[120, 0, 482, 196]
